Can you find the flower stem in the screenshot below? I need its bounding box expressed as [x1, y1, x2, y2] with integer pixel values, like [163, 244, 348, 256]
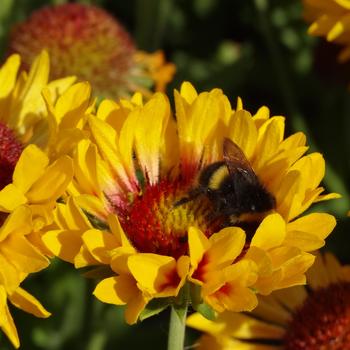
[167, 304, 188, 350]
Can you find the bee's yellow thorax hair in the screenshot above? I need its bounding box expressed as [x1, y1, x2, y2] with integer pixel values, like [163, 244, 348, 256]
[208, 164, 229, 190]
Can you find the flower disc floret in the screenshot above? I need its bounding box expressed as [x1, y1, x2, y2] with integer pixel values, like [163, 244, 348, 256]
[8, 3, 175, 98]
[285, 282, 350, 350]
[119, 179, 216, 258]
[0, 123, 22, 190]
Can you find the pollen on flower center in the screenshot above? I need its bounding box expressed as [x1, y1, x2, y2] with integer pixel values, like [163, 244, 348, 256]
[0, 122, 22, 191]
[119, 179, 216, 258]
[284, 282, 350, 350]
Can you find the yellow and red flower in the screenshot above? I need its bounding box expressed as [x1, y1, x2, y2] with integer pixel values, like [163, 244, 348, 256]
[0, 206, 50, 348]
[187, 252, 350, 350]
[43, 83, 338, 324]
[0, 51, 89, 346]
[8, 3, 175, 99]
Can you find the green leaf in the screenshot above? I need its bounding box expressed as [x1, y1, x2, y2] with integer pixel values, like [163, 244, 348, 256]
[139, 297, 173, 321]
[194, 303, 216, 321]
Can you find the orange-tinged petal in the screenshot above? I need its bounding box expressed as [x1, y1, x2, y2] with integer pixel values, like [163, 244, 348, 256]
[9, 287, 50, 318]
[94, 276, 127, 305]
[188, 226, 210, 270]
[128, 253, 183, 297]
[134, 93, 170, 184]
[124, 292, 148, 325]
[42, 229, 83, 263]
[82, 229, 120, 264]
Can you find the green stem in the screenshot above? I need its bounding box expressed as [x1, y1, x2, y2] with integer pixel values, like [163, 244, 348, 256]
[254, 0, 350, 213]
[167, 304, 188, 350]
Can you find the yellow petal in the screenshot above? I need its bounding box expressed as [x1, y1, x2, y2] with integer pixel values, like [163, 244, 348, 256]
[208, 227, 246, 268]
[55, 82, 91, 128]
[0, 54, 20, 99]
[124, 292, 148, 325]
[15, 51, 49, 124]
[0, 184, 27, 211]
[2, 234, 49, 273]
[9, 287, 50, 318]
[82, 229, 120, 264]
[251, 213, 286, 250]
[93, 275, 138, 306]
[179, 81, 198, 104]
[0, 286, 20, 349]
[108, 214, 134, 249]
[188, 226, 210, 270]
[287, 213, 336, 240]
[0, 206, 32, 242]
[26, 156, 73, 203]
[12, 145, 49, 194]
[42, 229, 83, 263]
[228, 110, 257, 159]
[134, 93, 170, 184]
[128, 253, 181, 297]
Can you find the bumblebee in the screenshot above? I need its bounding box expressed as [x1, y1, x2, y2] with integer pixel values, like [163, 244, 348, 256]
[177, 138, 276, 227]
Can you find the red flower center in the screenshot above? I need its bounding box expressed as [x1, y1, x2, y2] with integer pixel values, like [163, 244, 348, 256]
[119, 179, 217, 258]
[284, 282, 350, 350]
[0, 122, 22, 190]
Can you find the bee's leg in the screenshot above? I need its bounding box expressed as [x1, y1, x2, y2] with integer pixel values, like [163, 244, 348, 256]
[174, 188, 202, 207]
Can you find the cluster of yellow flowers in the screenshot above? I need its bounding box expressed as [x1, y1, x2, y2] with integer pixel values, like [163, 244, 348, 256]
[0, 49, 340, 348]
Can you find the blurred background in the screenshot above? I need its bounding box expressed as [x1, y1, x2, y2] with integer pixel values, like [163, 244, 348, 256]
[0, 0, 349, 348]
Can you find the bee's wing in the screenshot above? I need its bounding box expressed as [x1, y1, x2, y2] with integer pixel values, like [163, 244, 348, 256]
[223, 138, 258, 183]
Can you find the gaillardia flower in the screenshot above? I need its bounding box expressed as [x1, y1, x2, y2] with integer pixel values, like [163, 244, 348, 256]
[8, 3, 175, 99]
[0, 51, 92, 347]
[0, 206, 50, 348]
[303, 0, 350, 61]
[187, 252, 350, 350]
[0, 50, 93, 227]
[43, 83, 338, 324]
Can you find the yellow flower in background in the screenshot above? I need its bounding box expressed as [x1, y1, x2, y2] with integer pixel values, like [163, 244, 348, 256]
[0, 144, 73, 231]
[0, 49, 95, 161]
[8, 3, 175, 99]
[187, 252, 350, 350]
[0, 51, 75, 146]
[303, 0, 350, 61]
[0, 50, 91, 227]
[0, 206, 50, 348]
[43, 82, 338, 324]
